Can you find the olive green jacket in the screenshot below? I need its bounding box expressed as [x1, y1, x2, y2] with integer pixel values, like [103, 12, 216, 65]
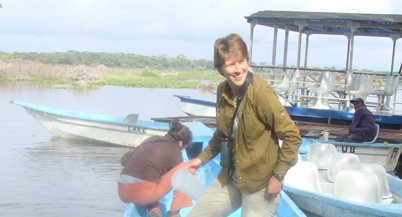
[198, 74, 302, 193]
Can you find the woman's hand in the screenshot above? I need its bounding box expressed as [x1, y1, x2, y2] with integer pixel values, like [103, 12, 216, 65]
[265, 176, 282, 200]
[185, 158, 203, 174]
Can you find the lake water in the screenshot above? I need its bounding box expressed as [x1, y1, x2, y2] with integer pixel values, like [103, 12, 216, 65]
[1, 82, 401, 217]
[0, 82, 215, 217]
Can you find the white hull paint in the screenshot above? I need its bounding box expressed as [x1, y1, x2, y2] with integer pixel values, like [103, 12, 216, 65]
[180, 101, 215, 117]
[25, 107, 166, 147]
[334, 143, 402, 172]
[12, 101, 220, 148]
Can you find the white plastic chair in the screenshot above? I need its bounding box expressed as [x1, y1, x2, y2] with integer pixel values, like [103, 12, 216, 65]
[374, 75, 399, 111]
[363, 123, 379, 144]
[349, 163, 392, 199]
[327, 153, 360, 182]
[322, 72, 337, 109]
[350, 74, 369, 100]
[351, 73, 363, 91]
[363, 74, 376, 101]
[287, 69, 301, 104]
[351, 74, 376, 102]
[285, 161, 322, 193]
[372, 76, 393, 111]
[334, 170, 382, 204]
[334, 73, 361, 101]
[123, 114, 139, 123]
[308, 71, 331, 109]
[307, 143, 338, 169]
[273, 70, 292, 106]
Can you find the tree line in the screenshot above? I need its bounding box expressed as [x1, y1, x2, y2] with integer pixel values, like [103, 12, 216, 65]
[0, 50, 216, 71]
[0, 50, 392, 74]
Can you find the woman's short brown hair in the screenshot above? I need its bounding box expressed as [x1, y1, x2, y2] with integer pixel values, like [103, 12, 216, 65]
[213, 33, 249, 71]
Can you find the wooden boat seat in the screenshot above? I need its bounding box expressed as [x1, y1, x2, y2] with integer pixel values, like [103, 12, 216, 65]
[285, 161, 322, 193]
[327, 153, 360, 182]
[363, 123, 380, 144]
[334, 170, 382, 204]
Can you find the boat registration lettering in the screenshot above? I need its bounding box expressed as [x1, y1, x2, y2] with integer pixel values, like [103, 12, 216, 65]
[336, 145, 355, 153]
[128, 126, 146, 134]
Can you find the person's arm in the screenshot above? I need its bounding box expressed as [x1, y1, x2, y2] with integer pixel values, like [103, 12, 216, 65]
[349, 108, 362, 133]
[186, 128, 221, 173]
[186, 83, 225, 172]
[257, 86, 301, 175]
[255, 84, 302, 196]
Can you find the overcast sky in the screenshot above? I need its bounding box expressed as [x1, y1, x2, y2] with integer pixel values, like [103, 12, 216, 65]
[1, 0, 401, 71]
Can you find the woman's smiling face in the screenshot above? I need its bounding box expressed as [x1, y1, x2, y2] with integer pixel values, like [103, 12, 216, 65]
[220, 58, 248, 97]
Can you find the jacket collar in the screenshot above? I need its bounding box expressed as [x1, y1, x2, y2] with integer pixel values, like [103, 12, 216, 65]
[220, 81, 235, 106]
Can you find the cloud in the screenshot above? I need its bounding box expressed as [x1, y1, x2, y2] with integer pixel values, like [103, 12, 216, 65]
[0, 0, 401, 70]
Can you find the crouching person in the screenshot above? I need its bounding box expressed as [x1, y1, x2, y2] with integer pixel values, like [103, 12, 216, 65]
[118, 120, 193, 217]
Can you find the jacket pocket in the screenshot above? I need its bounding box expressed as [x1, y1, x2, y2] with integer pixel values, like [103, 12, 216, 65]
[217, 106, 232, 136]
[242, 109, 257, 143]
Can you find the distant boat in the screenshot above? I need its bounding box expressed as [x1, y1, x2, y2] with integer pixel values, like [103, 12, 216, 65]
[10, 101, 213, 147]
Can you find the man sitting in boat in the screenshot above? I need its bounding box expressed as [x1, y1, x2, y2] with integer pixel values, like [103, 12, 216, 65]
[117, 120, 193, 217]
[185, 33, 302, 217]
[335, 97, 376, 143]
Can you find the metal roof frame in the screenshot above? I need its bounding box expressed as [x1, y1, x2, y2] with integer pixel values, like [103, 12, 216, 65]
[245, 11, 402, 38]
[244, 11, 402, 110]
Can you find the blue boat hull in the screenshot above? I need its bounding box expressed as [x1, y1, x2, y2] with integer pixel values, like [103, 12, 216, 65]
[124, 133, 306, 217]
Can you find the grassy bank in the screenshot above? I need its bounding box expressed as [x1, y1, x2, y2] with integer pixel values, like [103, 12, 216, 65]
[0, 59, 223, 90]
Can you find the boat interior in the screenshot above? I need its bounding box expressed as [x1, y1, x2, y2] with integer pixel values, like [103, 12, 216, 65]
[286, 142, 402, 204]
